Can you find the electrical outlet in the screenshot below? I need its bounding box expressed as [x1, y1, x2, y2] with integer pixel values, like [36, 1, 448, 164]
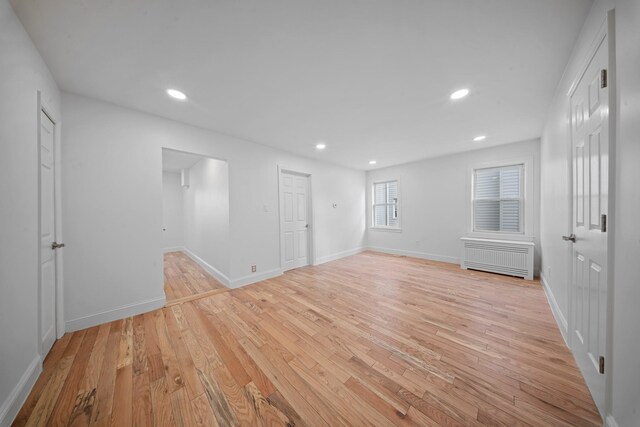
[251, 265, 257, 273]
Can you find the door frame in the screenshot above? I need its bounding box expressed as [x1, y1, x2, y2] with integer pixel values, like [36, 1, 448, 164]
[37, 91, 65, 357]
[565, 10, 616, 418]
[277, 166, 315, 270]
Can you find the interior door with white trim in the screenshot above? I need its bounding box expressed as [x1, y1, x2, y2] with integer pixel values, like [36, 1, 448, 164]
[569, 31, 609, 416]
[40, 110, 57, 356]
[280, 171, 310, 271]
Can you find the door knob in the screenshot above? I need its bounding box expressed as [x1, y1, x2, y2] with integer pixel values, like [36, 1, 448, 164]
[305, 224, 309, 229]
[51, 242, 65, 250]
[562, 234, 576, 243]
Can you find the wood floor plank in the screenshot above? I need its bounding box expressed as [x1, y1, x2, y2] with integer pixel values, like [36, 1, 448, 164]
[169, 387, 198, 427]
[154, 310, 185, 393]
[110, 364, 133, 426]
[24, 355, 75, 427]
[13, 334, 73, 427]
[90, 320, 123, 424]
[46, 326, 99, 426]
[239, 338, 331, 427]
[150, 377, 175, 427]
[210, 362, 259, 426]
[164, 307, 204, 400]
[196, 362, 239, 427]
[264, 390, 306, 427]
[207, 310, 276, 397]
[132, 314, 148, 376]
[15, 251, 600, 426]
[242, 381, 291, 427]
[190, 393, 219, 427]
[132, 372, 153, 427]
[289, 357, 393, 427]
[163, 251, 227, 306]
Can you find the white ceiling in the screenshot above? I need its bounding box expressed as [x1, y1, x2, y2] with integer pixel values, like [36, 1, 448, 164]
[162, 149, 204, 173]
[11, 0, 592, 170]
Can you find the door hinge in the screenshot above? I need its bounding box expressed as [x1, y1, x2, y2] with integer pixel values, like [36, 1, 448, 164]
[601, 214, 607, 232]
[51, 242, 65, 250]
[601, 69, 608, 88]
[599, 356, 605, 374]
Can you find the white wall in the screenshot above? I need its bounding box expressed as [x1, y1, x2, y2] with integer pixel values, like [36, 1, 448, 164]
[610, 0, 640, 423]
[0, 1, 61, 425]
[366, 139, 541, 271]
[540, 1, 640, 425]
[162, 171, 184, 251]
[539, 1, 614, 337]
[61, 92, 366, 329]
[183, 158, 230, 278]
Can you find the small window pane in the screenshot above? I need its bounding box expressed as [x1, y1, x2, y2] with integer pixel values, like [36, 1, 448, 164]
[475, 169, 500, 199]
[500, 167, 521, 198]
[387, 205, 399, 227]
[374, 183, 386, 204]
[387, 181, 398, 202]
[374, 205, 387, 227]
[474, 200, 500, 231]
[500, 200, 520, 232]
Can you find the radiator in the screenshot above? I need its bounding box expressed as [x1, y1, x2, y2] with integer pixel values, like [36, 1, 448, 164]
[460, 237, 534, 280]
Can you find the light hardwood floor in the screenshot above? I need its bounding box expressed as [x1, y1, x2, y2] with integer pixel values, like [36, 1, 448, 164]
[14, 251, 601, 426]
[164, 251, 227, 306]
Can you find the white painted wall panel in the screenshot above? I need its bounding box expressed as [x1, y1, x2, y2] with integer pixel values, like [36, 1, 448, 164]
[0, 0, 61, 422]
[183, 158, 230, 277]
[610, 0, 640, 423]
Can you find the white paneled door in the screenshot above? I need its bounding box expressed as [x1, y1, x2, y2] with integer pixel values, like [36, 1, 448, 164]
[40, 110, 57, 357]
[280, 171, 310, 271]
[569, 27, 610, 416]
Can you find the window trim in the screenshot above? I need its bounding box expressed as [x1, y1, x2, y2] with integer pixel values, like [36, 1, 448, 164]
[467, 156, 534, 240]
[472, 163, 525, 234]
[371, 179, 402, 231]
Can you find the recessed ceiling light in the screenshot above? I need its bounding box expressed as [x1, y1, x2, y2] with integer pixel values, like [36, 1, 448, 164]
[316, 143, 326, 150]
[450, 88, 470, 100]
[166, 88, 187, 100]
[369, 160, 377, 165]
[473, 135, 487, 142]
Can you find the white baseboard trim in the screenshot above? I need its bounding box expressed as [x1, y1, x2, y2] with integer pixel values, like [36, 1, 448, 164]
[181, 248, 282, 289]
[164, 246, 185, 253]
[540, 273, 569, 345]
[65, 295, 166, 332]
[605, 414, 619, 427]
[366, 246, 459, 264]
[229, 268, 283, 289]
[314, 247, 364, 266]
[181, 247, 231, 287]
[0, 355, 42, 427]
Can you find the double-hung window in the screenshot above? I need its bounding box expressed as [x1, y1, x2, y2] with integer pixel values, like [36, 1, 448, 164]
[473, 164, 524, 233]
[372, 180, 399, 229]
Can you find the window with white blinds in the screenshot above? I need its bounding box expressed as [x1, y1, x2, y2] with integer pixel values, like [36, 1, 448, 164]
[372, 180, 399, 228]
[473, 164, 523, 233]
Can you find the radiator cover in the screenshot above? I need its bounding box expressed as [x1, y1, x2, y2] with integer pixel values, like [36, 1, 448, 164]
[460, 237, 535, 280]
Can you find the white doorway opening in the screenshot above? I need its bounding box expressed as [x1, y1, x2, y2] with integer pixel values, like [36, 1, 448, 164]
[161, 148, 230, 303]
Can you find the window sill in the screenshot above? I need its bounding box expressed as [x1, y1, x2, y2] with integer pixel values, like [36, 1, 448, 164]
[370, 227, 403, 233]
[466, 231, 533, 242]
